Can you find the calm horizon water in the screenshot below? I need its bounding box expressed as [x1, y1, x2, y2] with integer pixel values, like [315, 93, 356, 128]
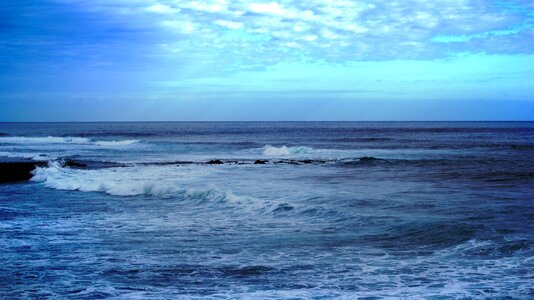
[1, 122, 533, 299]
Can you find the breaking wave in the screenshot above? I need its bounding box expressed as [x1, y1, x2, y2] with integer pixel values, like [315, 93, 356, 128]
[31, 162, 198, 197]
[259, 144, 456, 161]
[30, 162, 256, 205]
[262, 145, 313, 156]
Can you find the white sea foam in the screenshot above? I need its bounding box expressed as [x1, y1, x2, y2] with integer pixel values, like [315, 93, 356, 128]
[262, 145, 313, 156]
[0, 136, 139, 147]
[261, 144, 366, 159]
[32, 162, 191, 196]
[30, 163, 245, 200]
[259, 145, 463, 161]
[93, 140, 139, 146]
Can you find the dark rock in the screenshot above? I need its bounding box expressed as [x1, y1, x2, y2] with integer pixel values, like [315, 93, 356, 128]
[63, 159, 87, 168]
[273, 203, 294, 213]
[206, 160, 224, 165]
[300, 159, 314, 164]
[359, 156, 381, 162]
[254, 160, 268, 164]
[0, 161, 47, 183]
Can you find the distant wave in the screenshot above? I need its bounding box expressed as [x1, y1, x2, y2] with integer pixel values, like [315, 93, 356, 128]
[259, 144, 454, 161]
[92, 140, 139, 146]
[0, 136, 139, 146]
[0, 151, 50, 161]
[262, 145, 314, 156]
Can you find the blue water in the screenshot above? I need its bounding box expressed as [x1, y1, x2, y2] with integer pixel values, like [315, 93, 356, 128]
[0, 122, 533, 299]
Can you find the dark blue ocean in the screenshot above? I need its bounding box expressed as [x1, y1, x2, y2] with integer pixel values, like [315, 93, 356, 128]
[0, 122, 533, 299]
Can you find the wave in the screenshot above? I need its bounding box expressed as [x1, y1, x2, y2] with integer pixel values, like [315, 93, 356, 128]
[259, 145, 459, 161]
[331, 137, 393, 142]
[262, 145, 314, 156]
[30, 162, 248, 201]
[0, 136, 91, 144]
[0, 151, 50, 161]
[0, 136, 139, 147]
[437, 238, 531, 259]
[31, 162, 190, 197]
[92, 140, 139, 146]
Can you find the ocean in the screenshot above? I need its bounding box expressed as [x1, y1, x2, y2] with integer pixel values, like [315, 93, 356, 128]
[0, 122, 532, 299]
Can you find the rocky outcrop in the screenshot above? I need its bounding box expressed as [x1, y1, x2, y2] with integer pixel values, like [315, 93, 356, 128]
[0, 161, 47, 183]
[62, 159, 87, 168]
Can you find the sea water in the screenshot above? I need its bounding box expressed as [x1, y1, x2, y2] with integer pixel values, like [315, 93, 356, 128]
[0, 122, 532, 298]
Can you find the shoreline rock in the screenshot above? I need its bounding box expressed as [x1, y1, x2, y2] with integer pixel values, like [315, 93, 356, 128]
[0, 161, 47, 183]
[62, 159, 88, 168]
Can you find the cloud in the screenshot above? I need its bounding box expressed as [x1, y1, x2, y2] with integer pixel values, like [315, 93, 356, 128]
[248, 2, 297, 17]
[145, 3, 181, 14]
[214, 19, 243, 30]
[4, 0, 534, 70]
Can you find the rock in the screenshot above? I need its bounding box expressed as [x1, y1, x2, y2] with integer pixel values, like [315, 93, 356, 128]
[0, 161, 47, 183]
[254, 160, 268, 164]
[63, 159, 87, 168]
[206, 160, 224, 165]
[273, 203, 294, 213]
[359, 156, 381, 162]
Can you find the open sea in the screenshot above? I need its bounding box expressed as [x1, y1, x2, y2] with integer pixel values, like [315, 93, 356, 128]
[0, 122, 533, 299]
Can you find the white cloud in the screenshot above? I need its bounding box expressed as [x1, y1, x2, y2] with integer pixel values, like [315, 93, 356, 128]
[302, 35, 318, 42]
[144, 3, 180, 14]
[180, 1, 228, 13]
[161, 20, 196, 34]
[214, 19, 243, 30]
[59, 0, 534, 66]
[248, 2, 296, 17]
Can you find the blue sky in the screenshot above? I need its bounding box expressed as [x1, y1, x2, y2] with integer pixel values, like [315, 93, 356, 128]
[1, 0, 533, 121]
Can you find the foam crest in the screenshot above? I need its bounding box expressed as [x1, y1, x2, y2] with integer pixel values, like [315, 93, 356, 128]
[93, 140, 139, 146]
[258, 145, 461, 161]
[32, 163, 189, 196]
[30, 163, 256, 204]
[262, 145, 313, 156]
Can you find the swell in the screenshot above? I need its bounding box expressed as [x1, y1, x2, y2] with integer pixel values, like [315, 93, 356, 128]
[0, 136, 139, 146]
[360, 221, 479, 251]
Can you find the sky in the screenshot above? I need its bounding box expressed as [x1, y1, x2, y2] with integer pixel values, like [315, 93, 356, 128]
[0, 0, 533, 121]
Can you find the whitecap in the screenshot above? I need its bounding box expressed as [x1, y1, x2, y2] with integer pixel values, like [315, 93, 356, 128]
[93, 140, 139, 147]
[262, 145, 313, 156]
[32, 163, 227, 198]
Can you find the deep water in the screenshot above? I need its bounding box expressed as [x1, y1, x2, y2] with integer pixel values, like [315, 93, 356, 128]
[0, 122, 533, 299]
